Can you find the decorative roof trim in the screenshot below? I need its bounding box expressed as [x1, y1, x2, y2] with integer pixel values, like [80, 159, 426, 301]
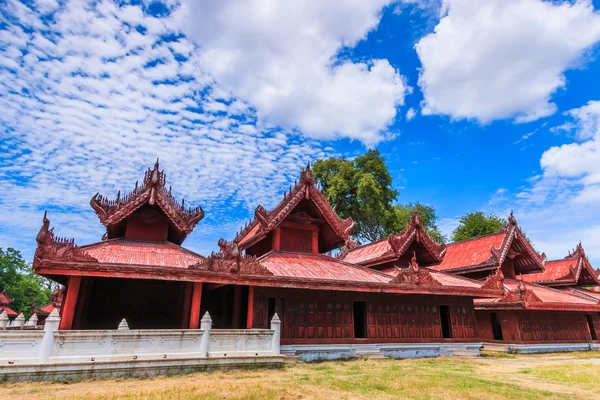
[189, 239, 273, 276]
[389, 252, 442, 287]
[490, 212, 546, 270]
[33, 211, 98, 269]
[235, 163, 354, 249]
[90, 160, 204, 235]
[339, 209, 446, 265]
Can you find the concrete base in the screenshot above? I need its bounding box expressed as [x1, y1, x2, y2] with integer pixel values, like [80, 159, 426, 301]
[281, 343, 482, 362]
[0, 355, 285, 382]
[482, 342, 600, 354]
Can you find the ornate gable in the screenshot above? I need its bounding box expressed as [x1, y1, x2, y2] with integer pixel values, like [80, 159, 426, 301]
[338, 209, 446, 266]
[489, 212, 546, 275]
[189, 239, 273, 276]
[235, 163, 354, 251]
[33, 212, 98, 269]
[499, 278, 541, 305]
[90, 160, 204, 241]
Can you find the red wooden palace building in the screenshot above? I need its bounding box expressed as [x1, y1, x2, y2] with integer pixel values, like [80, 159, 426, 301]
[32, 161, 600, 349]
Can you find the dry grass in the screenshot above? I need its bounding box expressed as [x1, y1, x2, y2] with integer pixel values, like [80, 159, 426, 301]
[1, 355, 598, 400]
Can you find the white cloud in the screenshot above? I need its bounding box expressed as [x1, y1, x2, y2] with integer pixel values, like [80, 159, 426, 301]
[416, 0, 600, 123]
[507, 100, 600, 264]
[0, 0, 336, 261]
[180, 0, 409, 145]
[406, 107, 417, 121]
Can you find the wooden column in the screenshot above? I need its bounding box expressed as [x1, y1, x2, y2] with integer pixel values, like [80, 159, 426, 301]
[272, 227, 281, 251]
[232, 285, 242, 328]
[181, 282, 193, 328]
[188, 282, 203, 329]
[246, 286, 255, 329]
[312, 230, 319, 254]
[72, 277, 89, 330]
[59, 275, 82, 330]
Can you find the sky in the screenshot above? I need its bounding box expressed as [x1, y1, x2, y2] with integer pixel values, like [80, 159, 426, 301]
[1, 0, 600, 266]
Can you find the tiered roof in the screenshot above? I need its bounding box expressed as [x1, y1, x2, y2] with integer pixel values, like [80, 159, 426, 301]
[90, 160, 204, 244]
[432, 213, 546, 276]
[234, 163, 354, 252]
[340, 209, 446, 267]
[522, 243, 600, 287]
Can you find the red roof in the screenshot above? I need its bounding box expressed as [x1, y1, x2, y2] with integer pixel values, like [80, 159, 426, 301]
[522, 259, 575, 284]
[433, 233, 504, 272]
[0, 290, 12, 305]
[342, 239, 392, 265]
[81, 240, 203, 268]
[558, 287, 600, 302]
[259, 252, 390, 283]
[0, 306, 17, 317]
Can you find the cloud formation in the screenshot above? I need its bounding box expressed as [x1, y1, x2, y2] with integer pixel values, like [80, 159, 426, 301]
[416, 0, 600, 123]
[181, 0, 409, 144]
[0, 0, 334, 258]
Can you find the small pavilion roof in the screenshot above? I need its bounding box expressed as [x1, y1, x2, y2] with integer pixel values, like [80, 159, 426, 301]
[0, 306, 17, 317]
[522, 243, 600, 287]
[234, 164, 354, 252]
[90, 160, 204, 244]
[475, 278, 600, 312]
[432, 213, 546, 275]
[0, 289, 13, 306]
[79, 239, 204, 268]
[340, 210, 446, 267]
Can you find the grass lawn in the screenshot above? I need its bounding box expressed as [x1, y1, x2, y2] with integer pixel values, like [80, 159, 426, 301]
[0, 354, 598, 399]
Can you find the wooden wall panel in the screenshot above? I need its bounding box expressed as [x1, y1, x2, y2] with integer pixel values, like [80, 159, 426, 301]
[280, 227, 312, 253]
[253, 288, 479, 343]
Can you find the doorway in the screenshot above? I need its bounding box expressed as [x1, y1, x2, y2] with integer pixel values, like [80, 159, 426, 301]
[585, 314, 597, 340]
[353, 302, 367, 339]
[490, 312, 504, 340]
[439, 305, 453, 339]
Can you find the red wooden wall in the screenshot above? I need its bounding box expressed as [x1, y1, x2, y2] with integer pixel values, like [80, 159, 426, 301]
[476, 310, 600, 343]
[253, 288, 478, 344]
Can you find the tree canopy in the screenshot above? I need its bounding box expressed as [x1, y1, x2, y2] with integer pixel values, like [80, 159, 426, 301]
[451, 212, 506, 243]
[0, 247, 54, 318]
[313, 150, 444, 243]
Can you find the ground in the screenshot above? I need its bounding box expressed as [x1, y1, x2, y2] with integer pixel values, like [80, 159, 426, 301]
[1, 352, 599, 399]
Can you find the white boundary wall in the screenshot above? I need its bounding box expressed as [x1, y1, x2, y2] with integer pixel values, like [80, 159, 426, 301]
[0, 310, 283, 380]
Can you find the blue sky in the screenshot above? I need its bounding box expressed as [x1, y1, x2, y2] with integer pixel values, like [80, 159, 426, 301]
[1, 0, 600, 266]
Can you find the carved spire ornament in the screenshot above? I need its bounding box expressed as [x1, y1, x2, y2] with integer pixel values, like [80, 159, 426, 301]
[90, 160, 204, 236]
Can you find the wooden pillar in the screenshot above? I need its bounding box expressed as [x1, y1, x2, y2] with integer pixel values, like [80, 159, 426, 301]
[246, 286, 255, 329]
[312, 230, 319, 254]
[232, 285, 242, 329]
[59, 276, 82, 330]
[72, 277, 89, 330]
[188, 282, 203, 329]
[181, 282, 193, 328]
[272, 228, 281, 251]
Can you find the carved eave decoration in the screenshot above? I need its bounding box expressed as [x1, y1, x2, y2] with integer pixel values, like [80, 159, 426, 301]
[498, 278, 541, 306]
[489, 212, 546, 271]
[565, 242, 600, 285]
[481, 266, 505, 290]
[389, 252, 442, 287]
[90, 160, 204, 235]
[234, 163, 354, 249]
[189, 239, 273, 276]
[33, 212, 98, 269]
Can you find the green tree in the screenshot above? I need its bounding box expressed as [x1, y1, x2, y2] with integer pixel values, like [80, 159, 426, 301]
[313, 150, 444, 243]
[451, 212, 506, 242]
[0, 247, 53, 318]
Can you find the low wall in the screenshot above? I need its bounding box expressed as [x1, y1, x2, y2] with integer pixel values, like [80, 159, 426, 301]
[0, 311, 283, 381]
[482, 342, 600, 354]
[281, 342, 482, 362]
